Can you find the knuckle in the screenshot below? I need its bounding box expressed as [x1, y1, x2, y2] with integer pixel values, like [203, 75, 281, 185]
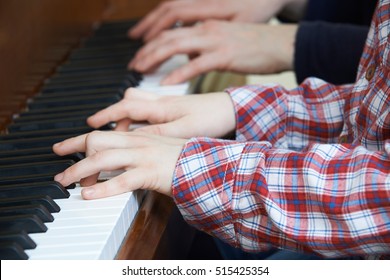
[160, 1, 179, 13]
[165, 10, 179, 23]
[160, 1, 173, 10]
[153, 47, 167, 60]
[115, 175, 131, 190]
[158, 29, 171, 41]
[91, 150, 105, 163]
[169, 38, 182, 52]
[89, 130, 103, 139]
[124, 87, 136, 98]
[61, 168, 72, 181]
[122, 99, 133, 111]
[190, 59, 203, 74]
[85, 131, 102, 147]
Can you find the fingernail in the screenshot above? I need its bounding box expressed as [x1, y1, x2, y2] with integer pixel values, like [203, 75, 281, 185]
[54, 173, 63, 181]
[83, 188, 95, 198]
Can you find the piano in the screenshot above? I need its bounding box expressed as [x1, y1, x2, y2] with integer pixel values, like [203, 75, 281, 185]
[0, 0, 193, 260]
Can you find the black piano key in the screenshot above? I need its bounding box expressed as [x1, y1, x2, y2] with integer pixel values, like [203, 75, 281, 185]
[76, 41, 141, 53]
[38, 82, 140, 99]
[82, 38, 136, 48]
[14, 109, 106, 124]
[41, 80, 131, 94]
[83, 38, 140, 48]
[57, 62, 126, 74]
[44, 68, 143, 87]
[63, 54, 132, 67]
[27, 93, 121, 110]
[41, 75, 139, 92]
[0, 242, 29, 260]
[0, 126, 92, 140]
[84, 33, 132, 42]
[7, 117, 87, 132]
[0, 133, 87, 150]
[0, 147, 54, 158]
[43, 72, 129, 89]
[35, 87, 124, 98]
[69, 49, 132, 61]
[0, 147, 85, 163]
[96, 19, 139, 31]
[17, 103, 112, 117]
[0, 214, 47, 233]
[48, 69, 129, 83]
[0, 204, 54, 223]
[0, 153, 83, 166]
[0, 160, 74, 178]
[0, 195, 60, 213]
[0, 230, 36, 250]
[0, 182, 70, 199]
[47, 69, 126, 83]
[46, 75, 137, 90]
[14, 111, 93, 123]
[0, 174, 61, 187]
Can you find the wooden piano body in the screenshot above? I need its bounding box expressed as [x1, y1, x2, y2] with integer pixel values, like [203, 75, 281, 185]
[0, 0, 201, 260]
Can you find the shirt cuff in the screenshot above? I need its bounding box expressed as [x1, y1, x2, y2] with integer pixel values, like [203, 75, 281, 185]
[171, 137, 276, 252]
[172, 137, 245, 247]
[225, 85, 289, 143]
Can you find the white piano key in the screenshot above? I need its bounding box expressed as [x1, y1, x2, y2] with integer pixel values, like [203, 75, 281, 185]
[139, 54, 190, 95]
[29, 224, 113, 238]
[28, 233, 108, 247]
[27, 243, 105, 260]
[26, 185, 139, 259]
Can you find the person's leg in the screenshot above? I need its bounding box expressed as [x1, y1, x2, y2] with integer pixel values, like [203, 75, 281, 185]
[214, 238, 279, 260]
[214, 238, 323, 260]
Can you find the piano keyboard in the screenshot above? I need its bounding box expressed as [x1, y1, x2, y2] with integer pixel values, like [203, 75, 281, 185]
[0, 20, 190, 260]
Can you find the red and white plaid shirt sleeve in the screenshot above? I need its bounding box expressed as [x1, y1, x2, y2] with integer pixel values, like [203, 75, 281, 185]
[172, 0, 390, 259]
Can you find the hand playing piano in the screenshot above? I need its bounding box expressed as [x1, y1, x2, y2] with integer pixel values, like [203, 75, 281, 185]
[53, 88, 236, 200]
[128, 0, 287, 41]
[86, 88, 236, 139]
[129, 21, 297, 85]
[53, 131, 186, 199]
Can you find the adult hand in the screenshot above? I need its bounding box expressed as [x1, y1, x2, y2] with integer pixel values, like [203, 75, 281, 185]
[129, 20, 298, 85]
[87, 87, 236, 139]
[129, 0, 288, 41]
[53, 131, 186, 199]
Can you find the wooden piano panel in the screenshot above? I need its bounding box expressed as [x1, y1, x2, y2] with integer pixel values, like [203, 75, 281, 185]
[105, 0, 163, 20]
[0, 0, 106, 130]
[0, 0, 163, 131]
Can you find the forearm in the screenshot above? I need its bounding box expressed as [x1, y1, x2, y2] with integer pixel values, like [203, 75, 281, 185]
[172, 137, 390, 258]
[226, 79, 352, 149]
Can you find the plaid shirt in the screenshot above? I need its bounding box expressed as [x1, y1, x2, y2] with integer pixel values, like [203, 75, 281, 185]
[172, 0, 390, 258]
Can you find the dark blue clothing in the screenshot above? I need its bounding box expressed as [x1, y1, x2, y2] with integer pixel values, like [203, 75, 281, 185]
[294, 0, 378, 84]
[295, 22, 369, 84]
[303, 0, 377, 25]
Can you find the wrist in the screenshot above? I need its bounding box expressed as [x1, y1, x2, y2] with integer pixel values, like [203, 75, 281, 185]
[271, 24, 298, 72]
